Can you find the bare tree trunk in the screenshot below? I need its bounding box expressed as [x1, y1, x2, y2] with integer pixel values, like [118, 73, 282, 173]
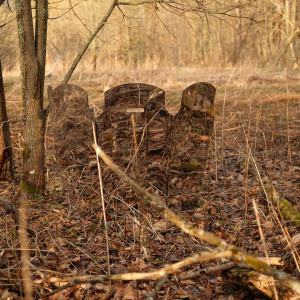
[36, 0, 48, 102]
[15, 0, 48, 194]
[0, 60, 13, 181]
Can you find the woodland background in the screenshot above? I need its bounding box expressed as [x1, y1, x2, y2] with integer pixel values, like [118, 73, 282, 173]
[0, 0, 300, 299]
[1, 0, 300, 74]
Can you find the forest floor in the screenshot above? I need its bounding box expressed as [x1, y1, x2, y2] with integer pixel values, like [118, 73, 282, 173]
[1, 67, 300, 299]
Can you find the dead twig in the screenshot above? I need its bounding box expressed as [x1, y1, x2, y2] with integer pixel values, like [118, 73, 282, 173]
[92, 144, 300, 295]
[39, 144, 300, 298]
[41, 251, 230, 298]
[143, 276, 168, 300]
[176, 262, 235, 281]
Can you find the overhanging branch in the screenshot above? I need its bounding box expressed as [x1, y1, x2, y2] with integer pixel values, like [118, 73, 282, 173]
[62, 0, 118, 84]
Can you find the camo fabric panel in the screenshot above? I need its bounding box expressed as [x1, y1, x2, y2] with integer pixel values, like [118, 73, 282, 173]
[166, 82, 216, 207]
[168, 82, 216, 173]
[97, 83, 171, 192]
[48, 84, 96, 166]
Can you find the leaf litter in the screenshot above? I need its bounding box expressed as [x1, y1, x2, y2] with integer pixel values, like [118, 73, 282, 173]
[0, 75, 300, 299]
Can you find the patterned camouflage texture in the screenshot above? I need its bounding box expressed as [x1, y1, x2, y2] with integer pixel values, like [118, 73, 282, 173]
[47, 84, 96, 167]
[167, 82, 216, 173]
[166, 82, 216, 206]
[97, 83, 171, 193]
[46, 82, 216, 207]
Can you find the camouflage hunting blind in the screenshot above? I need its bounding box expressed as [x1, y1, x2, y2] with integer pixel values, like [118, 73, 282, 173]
[166, 82, 216, 206]
[167, 82, 216, 173]
[47, 84, 96, 167]
[46, 81, 216, 207]
[97, 82, 216, 203]
[96, 83, 171, 192]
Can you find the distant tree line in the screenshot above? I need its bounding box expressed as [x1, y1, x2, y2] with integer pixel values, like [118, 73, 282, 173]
[0, 0, 299, 74]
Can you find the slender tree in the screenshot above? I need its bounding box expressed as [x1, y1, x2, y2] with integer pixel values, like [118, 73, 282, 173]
[0, 60, 12, 181]
[15, 0, 48, 194]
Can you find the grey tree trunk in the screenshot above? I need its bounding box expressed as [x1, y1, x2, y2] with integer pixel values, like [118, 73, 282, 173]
[0, 60, 13, 181]
[15, 0, 48, 194]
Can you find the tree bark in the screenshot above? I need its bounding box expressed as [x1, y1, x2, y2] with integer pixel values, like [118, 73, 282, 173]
[0, 60, 13, 181]
[35, 0, 48, 104]
[15, 0, 48, 194]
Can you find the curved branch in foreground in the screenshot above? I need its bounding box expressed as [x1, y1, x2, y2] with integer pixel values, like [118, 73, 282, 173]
[42, 251, 230, 298]
[92, 144, 300, 295]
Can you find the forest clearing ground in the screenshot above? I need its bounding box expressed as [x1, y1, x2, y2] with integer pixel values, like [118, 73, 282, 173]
[0, 67, 300, 299]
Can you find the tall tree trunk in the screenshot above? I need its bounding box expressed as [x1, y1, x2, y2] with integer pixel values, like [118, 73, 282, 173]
[0, 60, 13, 181]
[15, 0, 48, 194]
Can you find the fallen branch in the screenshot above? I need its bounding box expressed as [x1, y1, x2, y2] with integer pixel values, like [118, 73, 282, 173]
[177, 257, 283, 282]
[177, 262, 236, 281]
[40, 146, 300, 298]
[41, 251, 230, 298]
[93, 145, 225, 247]
[92, 144, 300, 295]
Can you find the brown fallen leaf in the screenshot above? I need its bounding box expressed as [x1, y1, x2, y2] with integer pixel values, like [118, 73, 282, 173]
[114, 283, 137, 300]
[153, 219, 168, 231]
[123, 283, 138, 300]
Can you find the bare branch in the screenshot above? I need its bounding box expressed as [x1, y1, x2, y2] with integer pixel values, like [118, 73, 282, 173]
[117, 0, 180, 6]
[42, 251, 230, 297]
[62, 0, 118, 84]
[154, 8, 176, 38]
[92, 144, 300, 295]
[48, 1, 81, 20]
[0, 16, 16, 29]
[68, 0, 93, 33]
